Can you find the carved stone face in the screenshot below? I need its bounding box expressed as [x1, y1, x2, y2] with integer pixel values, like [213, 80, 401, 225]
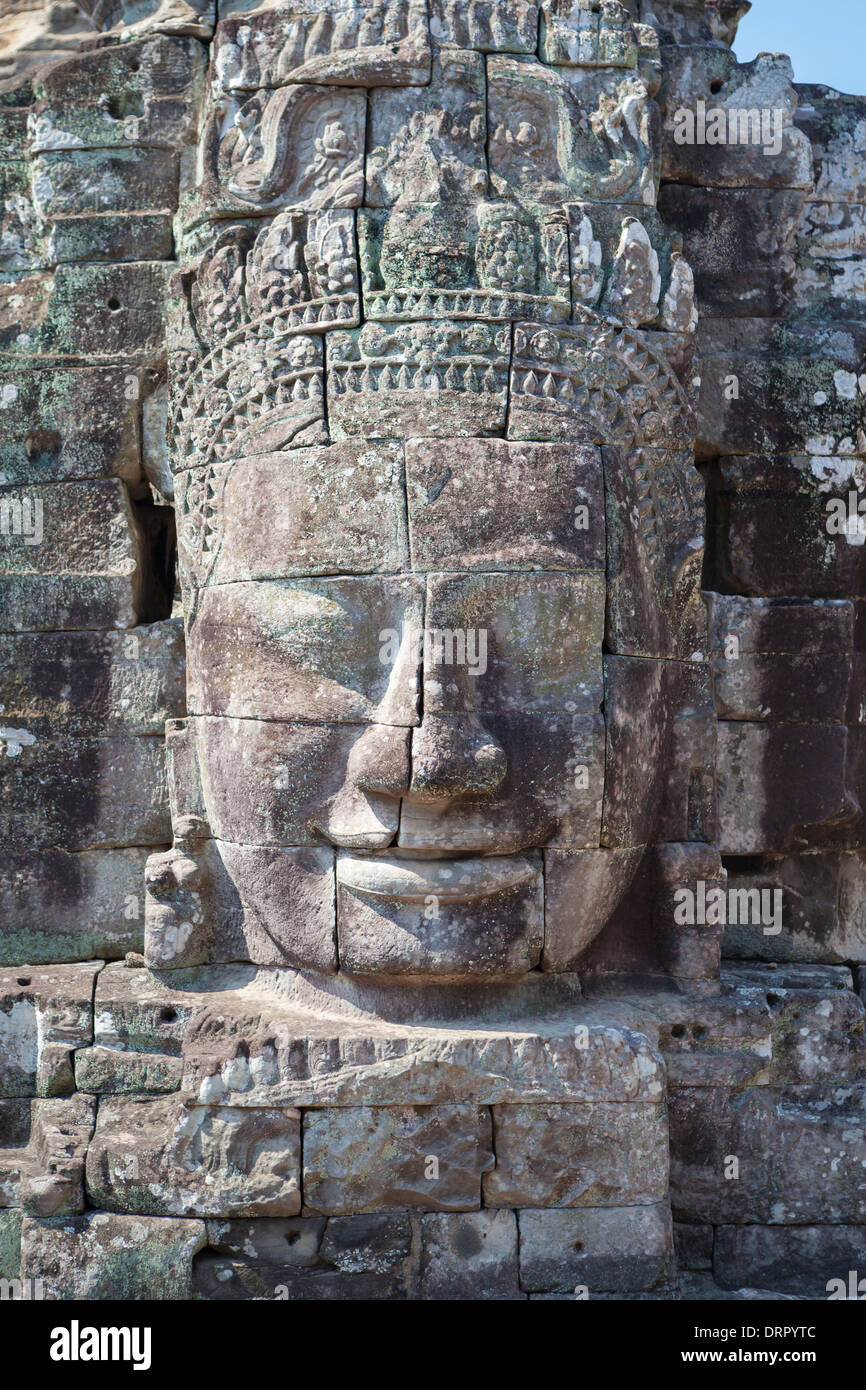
[146, 0, 713, 984]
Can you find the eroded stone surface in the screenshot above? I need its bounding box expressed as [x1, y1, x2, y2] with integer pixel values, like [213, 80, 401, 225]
[302, 1105, 493, 1214]
[671, 1084, 866, 1225]
[518, 1203, 675, 1293]
[0, 848, 149, 964]
[715, 1224, 866, 1299]
[419, 1209, 520, 1299]
[86, 1095, 302, 1218]
[483, 1101, 668, 1208]
[0, 963, 100, 1097]
[0, 1093, 94, 1215]
[195, 1211, 415, 1300]
[178, 986, 667, 1109]
[21, 1212, 206, 1300]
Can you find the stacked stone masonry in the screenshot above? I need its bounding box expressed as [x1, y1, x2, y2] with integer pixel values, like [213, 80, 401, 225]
[0, 0, 864, 1300]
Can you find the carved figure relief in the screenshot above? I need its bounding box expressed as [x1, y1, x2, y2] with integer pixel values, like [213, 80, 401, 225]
[153, 3, 707, 986]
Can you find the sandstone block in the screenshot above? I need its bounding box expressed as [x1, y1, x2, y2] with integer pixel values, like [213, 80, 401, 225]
[717, 721, 854, 854]
[327, 322, 510, 440]
[716, 457, 866, 597]
[488, 57, 658, 207]
[709, 595, 854, 722]
[658, 49, 811, 189]
[419, 1210, 521, 1300]
[0, 477, 144, 629]
[398, 711, 605, 853]
[211, 0, 431, 91]
[180, 993, 666, 1109]
[507, 324, 695, 450]
[0, 847, 149, 965]
[696, 319, 866, 459]
[603, 656, 715, 848]
[722, 852, 866, 964]
[366, 49, 485, 208]
[79, 960, 214, 1095]
[86, 1095, 302, 1218]
[0, 1094, 94, 1216]
[196, 1212, 414, 1300]
[186, 577, 422, 724]
[429, 0, 537, 52]
[31, 148, 178, 219]
[670, 1083, 866, 1224]
[74, 1047, 183, 1096]
[0, 733, 169, 851]
[21, 1212, 206, 1300]
[0, 263, 170, 363]
[658, 185, 806, 317]
[0, 620, 184, 735]
[195, 85, 365, 220]
[790, 201, 866, 322]
[191, 716, 410, 848]
[0, 963, 99, 1098]
[715, 1224, 866, 1299]
[145, 840, 337, 972]
[423, 571, 604, 714]
[0, 160, 41, 273]
[33, 35, 206, 116]
[542, 847, 645, 970]
[483, 1101, 668, 1208]
[405, 438, 604, 572]
[518, 1204, 675, 1294]
[198, 442, 409, 582]
[795, 87, 866, 205]
[48, 214, 174, 265]
[0, 366, 142, 485]
[302, 1105, 493, 1214]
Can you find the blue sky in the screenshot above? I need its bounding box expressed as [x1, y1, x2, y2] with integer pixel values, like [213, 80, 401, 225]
[734, 0, 866, 95]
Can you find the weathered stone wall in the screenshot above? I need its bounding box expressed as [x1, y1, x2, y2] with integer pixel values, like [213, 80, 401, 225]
[0, 6, 197, 1292]
[661, 47, 866, 967]
[651, 0, 866, 1298]
[1, 0, 865, 1303]
[0, 20, 208, 966]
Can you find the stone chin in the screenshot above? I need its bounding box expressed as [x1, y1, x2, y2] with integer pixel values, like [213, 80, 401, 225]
[332, 846, 642, 980]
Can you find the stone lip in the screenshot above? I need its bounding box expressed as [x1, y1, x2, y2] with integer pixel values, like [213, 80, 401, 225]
[336, 852, 538, 903]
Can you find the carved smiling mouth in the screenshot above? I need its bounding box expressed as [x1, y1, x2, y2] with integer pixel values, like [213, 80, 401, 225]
[336, 853, 538, 904]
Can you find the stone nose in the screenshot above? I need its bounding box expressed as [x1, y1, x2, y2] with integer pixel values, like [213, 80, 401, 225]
[407, 714, 507, 803]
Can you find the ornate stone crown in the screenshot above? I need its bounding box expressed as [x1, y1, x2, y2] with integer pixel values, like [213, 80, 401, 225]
[168, 0, 699, 597]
